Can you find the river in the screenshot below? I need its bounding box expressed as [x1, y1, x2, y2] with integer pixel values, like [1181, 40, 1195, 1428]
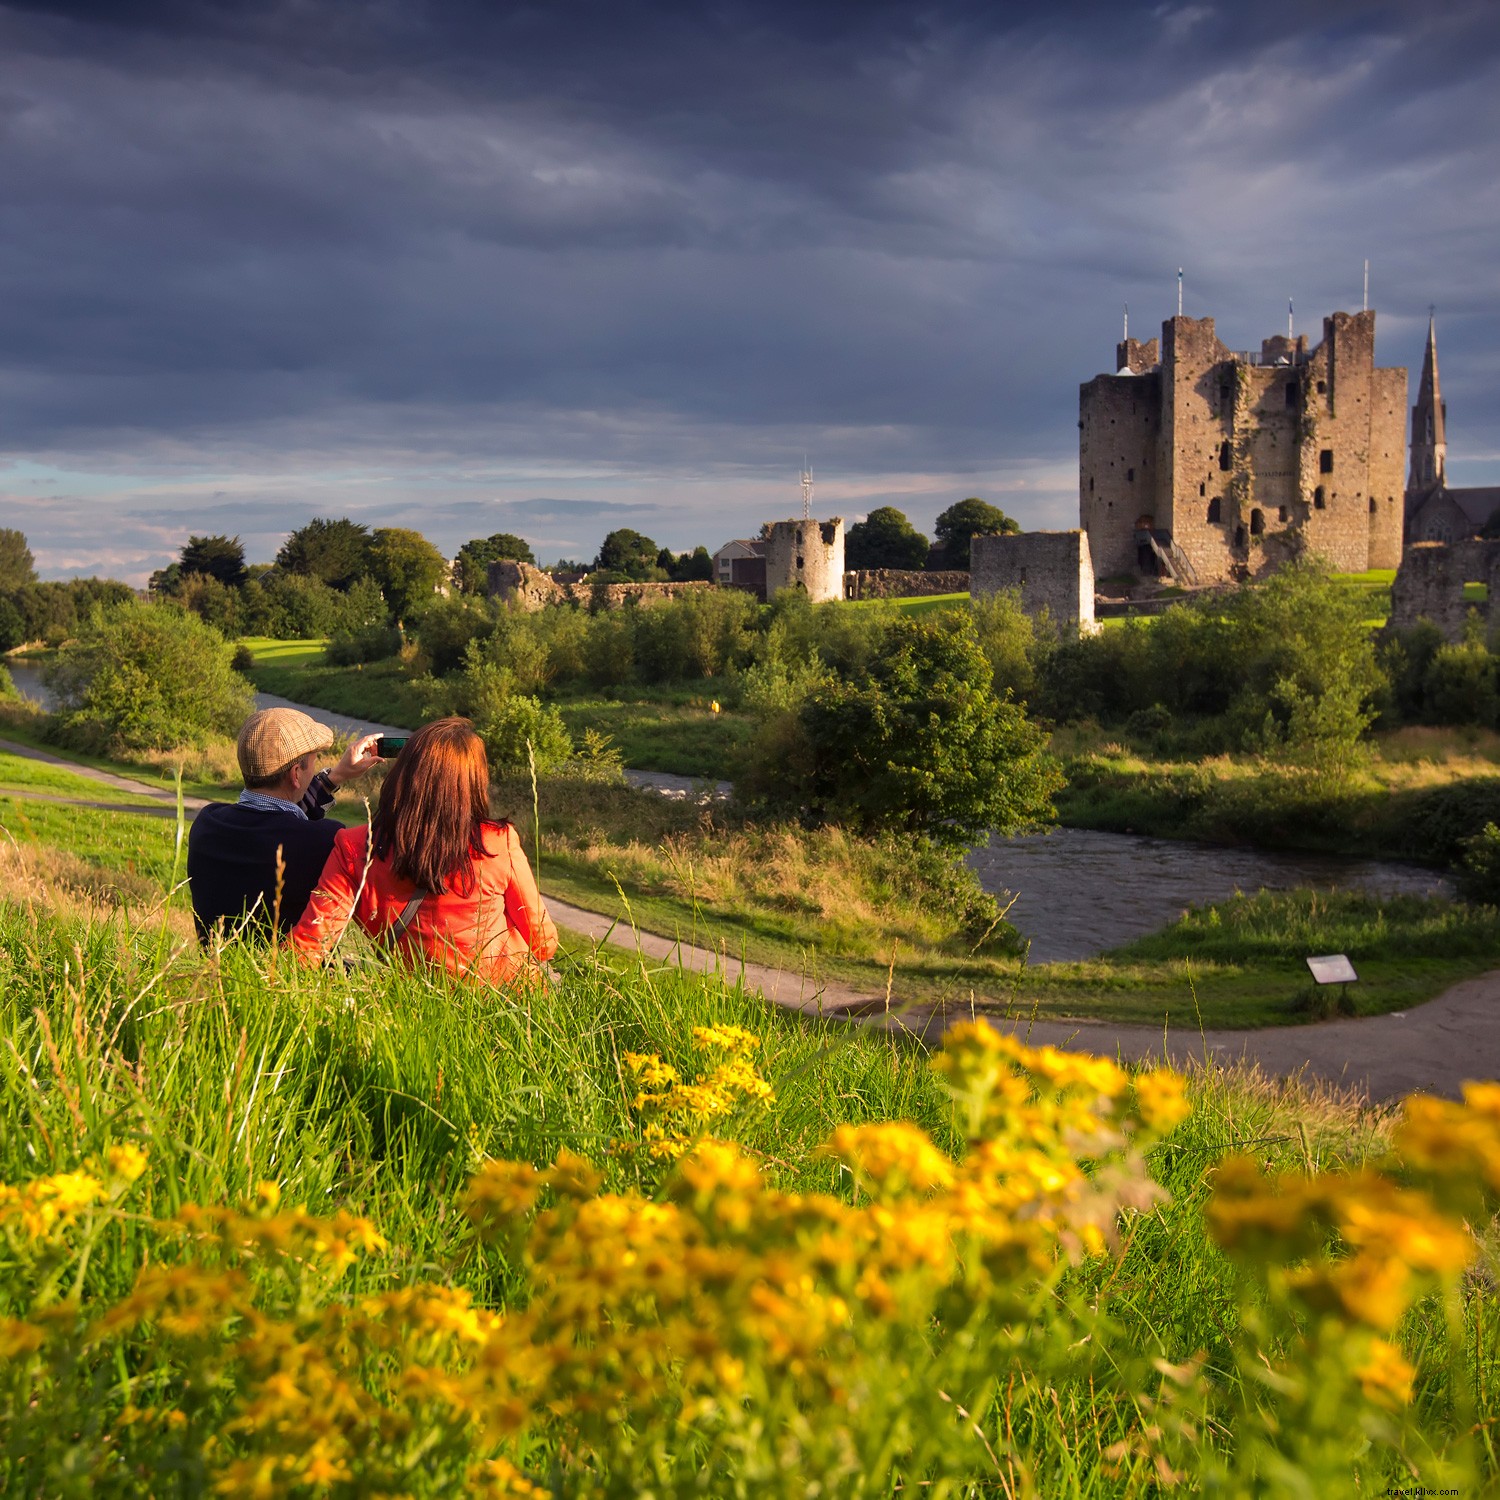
[5, 660, 1450, 960]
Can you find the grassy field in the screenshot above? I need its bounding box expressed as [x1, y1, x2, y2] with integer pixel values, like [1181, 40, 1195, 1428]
[236, 635, 328, 666]
[552, 690, 754, 777]
[1, 866, 1498, 1489]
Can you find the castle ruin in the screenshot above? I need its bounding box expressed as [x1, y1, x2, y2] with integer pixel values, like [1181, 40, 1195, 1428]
[970, 531, 1096, 633]
[1080, 310, 1407, 585]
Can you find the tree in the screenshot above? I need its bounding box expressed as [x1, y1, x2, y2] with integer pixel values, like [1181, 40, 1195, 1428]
[0, 529, 37, 592]
[45, 600, 253, 752]
[594, 529, 660, 581]
[367, 527, 447, 622]
[179, 534, 248, 588]
[275, 518, 372, 590]
[933, 499, 1020, 570]
[670, 546, 714, 582]
[453, 533, 537, 595]
[743, 613, 1062, 849]
[846, 507, 931, 571]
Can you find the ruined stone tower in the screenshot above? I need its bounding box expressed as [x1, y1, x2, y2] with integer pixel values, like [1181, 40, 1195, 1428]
[760, 517, 845, 603]
[1079, 310, 1407, 583]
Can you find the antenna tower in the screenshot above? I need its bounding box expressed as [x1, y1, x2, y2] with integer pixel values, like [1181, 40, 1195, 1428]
[801, 458, 813, 521]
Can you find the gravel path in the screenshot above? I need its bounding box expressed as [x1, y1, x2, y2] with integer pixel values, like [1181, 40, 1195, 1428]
[3, 739, 1496, 1101]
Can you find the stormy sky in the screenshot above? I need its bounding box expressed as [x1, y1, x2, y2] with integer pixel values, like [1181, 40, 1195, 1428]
[2, 0, 1498, 582]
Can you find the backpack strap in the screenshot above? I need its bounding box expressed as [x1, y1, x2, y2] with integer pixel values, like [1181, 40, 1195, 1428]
[381, 888, 431, 948]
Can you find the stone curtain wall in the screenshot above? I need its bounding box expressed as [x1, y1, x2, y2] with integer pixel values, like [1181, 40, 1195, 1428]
[1389, 540, 1500, 643]
[487, 560, 712, 612]
[843, 569, 969, 600]
[970, 531, 1096, 634]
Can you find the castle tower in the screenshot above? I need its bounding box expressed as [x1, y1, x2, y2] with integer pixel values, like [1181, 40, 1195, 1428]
[1408, 314, 1447, 494]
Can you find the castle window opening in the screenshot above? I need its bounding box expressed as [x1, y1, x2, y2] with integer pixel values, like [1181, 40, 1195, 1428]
[796, 555, 804, 569]
[1219, 441, 1231, 471]
[1089, 477, 1095, 492]
[1250, 508, 1264, 536]
[1234, 525, 1246, 548]
[1320, 449, 1334, 473]
[1317, 380, 1327, 393]
[1314, 486, 1326, 509]
[1126, 467, 1135, 483]
[1206, 497, 1221, 524]
[1369, 497, 1377, 513]
[1199, 482, 1205, 496]
[1285, 382, 1298, 408]
[1278, 506, 1288, 522]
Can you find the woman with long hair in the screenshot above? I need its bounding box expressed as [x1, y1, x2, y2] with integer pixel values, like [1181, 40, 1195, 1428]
[290, 717, 558, 982]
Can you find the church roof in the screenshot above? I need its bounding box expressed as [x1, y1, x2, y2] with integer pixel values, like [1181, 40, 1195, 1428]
[1448, 486, 1500, 525]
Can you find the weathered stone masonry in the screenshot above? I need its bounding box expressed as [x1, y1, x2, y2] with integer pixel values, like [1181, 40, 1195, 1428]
[1080, 311, 1406, 584]
[970, 531, 1096, 633]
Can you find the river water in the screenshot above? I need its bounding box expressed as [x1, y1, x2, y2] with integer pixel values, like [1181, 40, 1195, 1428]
[5, 661, 1450, 960]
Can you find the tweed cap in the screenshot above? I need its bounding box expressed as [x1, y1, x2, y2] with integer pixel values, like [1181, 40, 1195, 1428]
[236, 707, 334, 782]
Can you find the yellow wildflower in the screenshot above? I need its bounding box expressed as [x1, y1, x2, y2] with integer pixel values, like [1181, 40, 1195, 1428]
[105, 1144, 149, 1185]
[822, 1122, 956, 1196]
[1354, 1337, 1417, 1408]
[254, 1180, 282, 1211]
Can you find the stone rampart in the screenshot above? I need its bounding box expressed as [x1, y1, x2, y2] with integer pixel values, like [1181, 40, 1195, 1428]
[843, 569, 969, 600]
[970, 530, 1096, 633]
[488, 560, 712, 612]
[1388, 541, 1500, 642]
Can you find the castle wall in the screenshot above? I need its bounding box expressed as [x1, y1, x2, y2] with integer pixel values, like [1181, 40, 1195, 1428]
[970, 530, 1095, 633]
[761, 518, 845, 603]
[1079, 372, 1161, 579]
[843, 569, 969, 600]
[1368, 364, 1408, 569]
[487, 560, 712, 612]
[1389, 540, 1500, 642]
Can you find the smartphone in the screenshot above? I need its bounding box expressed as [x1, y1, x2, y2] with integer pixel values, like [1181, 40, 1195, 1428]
[375, 736, 409, 758]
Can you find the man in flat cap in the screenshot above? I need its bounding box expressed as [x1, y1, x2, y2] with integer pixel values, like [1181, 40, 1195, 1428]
[187, 707, 382, 944]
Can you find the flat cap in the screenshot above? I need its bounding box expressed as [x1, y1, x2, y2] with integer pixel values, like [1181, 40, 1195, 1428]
[236, 707, 335, 783]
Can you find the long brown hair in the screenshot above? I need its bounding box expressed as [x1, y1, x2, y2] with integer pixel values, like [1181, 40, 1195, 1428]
[370, 718, 499, 895]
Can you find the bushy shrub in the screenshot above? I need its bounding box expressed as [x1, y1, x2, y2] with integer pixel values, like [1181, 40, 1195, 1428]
[0, 663, 16, 701]
[44, 600, 253, 751]
[473, 692, 573, 774]
[742, 613, 1062, 849]
[1457, 822, 1500, 906]
[412, 596, 497, 676]
[968, 588, 1038, 701]
[325, 624, 403, 666]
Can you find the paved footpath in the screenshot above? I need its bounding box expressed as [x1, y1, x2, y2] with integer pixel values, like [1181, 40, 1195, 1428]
[4, 736, 1498, 1103]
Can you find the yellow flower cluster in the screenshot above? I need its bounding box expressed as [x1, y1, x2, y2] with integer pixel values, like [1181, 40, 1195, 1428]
[0, 1030, 1198, 1491]
[621, 1022, 776, 1160]
[0, 1142, 148, 1243]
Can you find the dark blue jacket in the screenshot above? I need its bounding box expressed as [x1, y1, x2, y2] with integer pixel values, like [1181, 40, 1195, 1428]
[187, 772, 340, 944]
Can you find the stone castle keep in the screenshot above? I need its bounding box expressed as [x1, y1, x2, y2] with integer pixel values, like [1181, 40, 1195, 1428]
[1080, 309, 1407, 584]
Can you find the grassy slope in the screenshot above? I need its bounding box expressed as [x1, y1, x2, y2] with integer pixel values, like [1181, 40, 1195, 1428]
[6, 895, 1465, 1490]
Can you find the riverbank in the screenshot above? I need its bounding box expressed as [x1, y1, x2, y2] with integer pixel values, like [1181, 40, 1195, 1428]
[1056, 726, 1500, 868]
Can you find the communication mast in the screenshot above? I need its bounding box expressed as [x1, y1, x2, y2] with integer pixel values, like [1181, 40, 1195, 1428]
[801, 457, 814, 520]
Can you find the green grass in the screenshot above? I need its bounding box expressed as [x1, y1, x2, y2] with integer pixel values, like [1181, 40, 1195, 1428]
[0, 750, 167, 806]
[0, 702, 237, 804]
[842, 591, 971, 620]
[0, 893, 1494, 1490]
[552, 693, 754, 777]
[236, 635, 328, 666]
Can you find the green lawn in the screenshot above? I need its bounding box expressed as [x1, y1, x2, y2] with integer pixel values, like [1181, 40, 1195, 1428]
[236, 636, 329, 666]
[552, 694, 754, 778]
[0, 750, 166, 806]
[846, 592, 970, 618]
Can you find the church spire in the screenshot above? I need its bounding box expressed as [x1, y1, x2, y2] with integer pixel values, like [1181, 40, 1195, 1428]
[1408, 311, 1447, 493]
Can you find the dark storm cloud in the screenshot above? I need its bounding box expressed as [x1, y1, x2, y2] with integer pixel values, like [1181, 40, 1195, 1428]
[0, 0, 1498, 578]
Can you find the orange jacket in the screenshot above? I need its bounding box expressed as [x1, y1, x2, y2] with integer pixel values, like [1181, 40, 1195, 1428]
[290, 821, 559, 984]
